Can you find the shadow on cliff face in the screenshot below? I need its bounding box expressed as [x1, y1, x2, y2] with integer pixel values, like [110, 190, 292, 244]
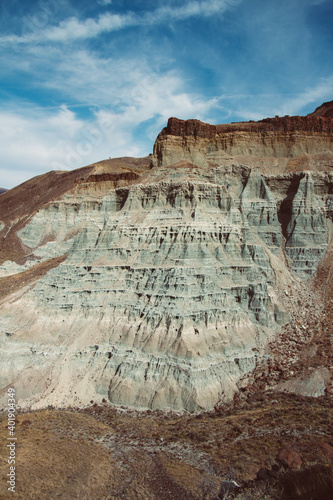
[115, 187, 130, 211]
[277, 173, 304, 241]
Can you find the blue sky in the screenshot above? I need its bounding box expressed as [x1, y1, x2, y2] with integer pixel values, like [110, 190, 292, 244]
[0, 0, 332, 188]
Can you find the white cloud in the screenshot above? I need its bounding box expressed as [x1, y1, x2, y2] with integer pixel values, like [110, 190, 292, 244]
[1, 0, 331, 191]
[0, 0, 242, 44]
[1, 41, 331, 189]
[0, 12, 136, 44]
[0, 65, 217, 189]
[0, 106, 85, 187]
[146, 0, 239, 22]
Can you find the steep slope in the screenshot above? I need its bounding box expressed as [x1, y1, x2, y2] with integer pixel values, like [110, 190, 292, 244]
[0, 106, 332, 412]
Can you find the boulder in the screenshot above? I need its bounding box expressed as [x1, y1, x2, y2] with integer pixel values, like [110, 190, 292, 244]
[276, 446, 302, 469]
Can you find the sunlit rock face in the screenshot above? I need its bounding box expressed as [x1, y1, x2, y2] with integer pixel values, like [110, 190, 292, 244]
[282, 173, 329, 276]
[152, 115, 333, 172]
[0, 107, 332, 412]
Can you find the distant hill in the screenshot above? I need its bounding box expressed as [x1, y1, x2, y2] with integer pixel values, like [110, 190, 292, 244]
[0, 188, 7, 194]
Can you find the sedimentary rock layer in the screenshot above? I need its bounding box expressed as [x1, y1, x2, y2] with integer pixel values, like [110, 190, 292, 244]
[0, 105, 332, 411]
[152, 113, 333, 173]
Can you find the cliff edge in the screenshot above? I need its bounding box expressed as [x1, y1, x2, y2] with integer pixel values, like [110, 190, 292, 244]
[152, 103, 333, 174]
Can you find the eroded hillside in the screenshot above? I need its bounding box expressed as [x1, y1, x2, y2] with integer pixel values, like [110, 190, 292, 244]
[0, 104, 332, 412]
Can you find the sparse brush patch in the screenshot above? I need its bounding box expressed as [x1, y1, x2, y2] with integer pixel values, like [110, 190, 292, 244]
[226, 465, 333, 500]
[1, 395, 332, 499]
[279, 464, 333, 500]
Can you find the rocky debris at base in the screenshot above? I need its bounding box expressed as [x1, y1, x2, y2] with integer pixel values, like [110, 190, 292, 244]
[235, 272, 333, 400]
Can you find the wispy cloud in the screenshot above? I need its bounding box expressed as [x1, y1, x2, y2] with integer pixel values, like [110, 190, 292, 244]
[0, 12, 135, 44]
[0, 63, 218, 187]
[276, 77, 333, 116]
[0, 0, 332, 189]
[223, 76, 333, 121]
[145, 0, 240, 23]
[0, 0, 242, 44]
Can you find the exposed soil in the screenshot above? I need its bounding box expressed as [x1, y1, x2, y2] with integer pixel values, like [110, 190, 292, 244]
[0, 392, 332, 499]
[0, 254, 67, 302]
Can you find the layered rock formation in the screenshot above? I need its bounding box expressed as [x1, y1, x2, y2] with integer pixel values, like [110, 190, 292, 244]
[152, 113, 333, 174]
[0, 103, 332, 411]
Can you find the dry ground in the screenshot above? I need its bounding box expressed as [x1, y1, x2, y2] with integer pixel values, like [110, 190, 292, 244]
[0, 392, 332, 500]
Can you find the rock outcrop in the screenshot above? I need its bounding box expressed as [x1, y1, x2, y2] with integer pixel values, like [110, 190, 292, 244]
[308, 100, 333, 118]
[0, 104, 332, 412]
[152, 114, 333, 173]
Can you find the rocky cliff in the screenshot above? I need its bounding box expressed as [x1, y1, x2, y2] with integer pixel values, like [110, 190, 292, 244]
[152, 111, 333, 174]
[0, 103, 332, 412]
